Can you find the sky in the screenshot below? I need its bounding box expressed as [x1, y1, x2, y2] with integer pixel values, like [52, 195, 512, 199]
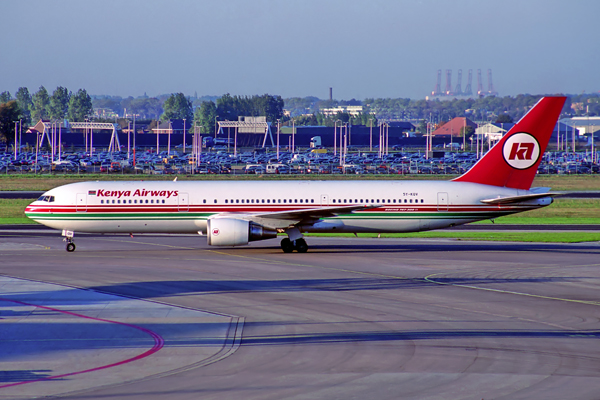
[1, 0, 598, 100]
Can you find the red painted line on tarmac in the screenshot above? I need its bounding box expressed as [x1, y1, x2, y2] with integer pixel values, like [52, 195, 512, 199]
[0, 297, 165, 389]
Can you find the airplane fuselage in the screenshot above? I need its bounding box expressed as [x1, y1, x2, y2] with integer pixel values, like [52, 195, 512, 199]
[26, 180, 551, 235]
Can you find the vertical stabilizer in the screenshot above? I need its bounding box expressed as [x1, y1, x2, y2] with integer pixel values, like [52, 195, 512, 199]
[453, 96, 566, 189]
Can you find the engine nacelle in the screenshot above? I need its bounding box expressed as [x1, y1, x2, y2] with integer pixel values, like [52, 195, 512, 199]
[207, 218, 277, 246]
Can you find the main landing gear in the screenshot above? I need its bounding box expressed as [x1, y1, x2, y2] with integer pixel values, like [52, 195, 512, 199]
[280, 227, 308, 253]
[62, 229, 76, 252]
[280, 238, 308, 253]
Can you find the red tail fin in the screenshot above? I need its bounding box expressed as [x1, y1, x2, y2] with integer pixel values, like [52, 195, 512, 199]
[453, 96, 566, 189]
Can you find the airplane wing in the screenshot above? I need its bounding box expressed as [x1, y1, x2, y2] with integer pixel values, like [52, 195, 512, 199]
[215, 205, 378, 230]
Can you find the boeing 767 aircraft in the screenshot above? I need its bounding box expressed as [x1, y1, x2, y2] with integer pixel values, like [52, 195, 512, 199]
[25, 96, 566, 253]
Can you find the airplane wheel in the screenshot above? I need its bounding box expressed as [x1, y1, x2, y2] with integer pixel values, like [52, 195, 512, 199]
[281, 238, 294, 253]
[66, 243, 76, 252]
[295, 238, 308, 253]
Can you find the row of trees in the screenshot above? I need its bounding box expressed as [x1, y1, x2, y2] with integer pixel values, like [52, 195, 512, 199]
[287, 93, 600, 123]
[3, 87, 599, 146]
[0, 86, 93, 144]
[193, 94, 284, 134]
[0, 86, 93, 125]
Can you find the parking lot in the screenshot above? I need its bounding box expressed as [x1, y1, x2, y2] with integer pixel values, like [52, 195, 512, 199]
[1, 147, 598, 176]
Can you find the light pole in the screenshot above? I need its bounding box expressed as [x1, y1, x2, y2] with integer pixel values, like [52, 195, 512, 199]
[183, 118, 186, 154]
[292, 119, 295, 154]
[369, 118, 374, 152]
[14, 121, 18, 160]
[168, 121, 172, 157]
[334, 120, 339, 156]
[132, 114, 136, 166]
[276, 119, 280, 160]
[127, 120, 131, 159]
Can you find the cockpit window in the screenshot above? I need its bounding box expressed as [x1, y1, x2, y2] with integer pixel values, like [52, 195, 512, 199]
[37, 195, 55, 202]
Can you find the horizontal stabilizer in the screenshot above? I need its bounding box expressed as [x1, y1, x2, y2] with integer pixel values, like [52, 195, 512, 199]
[480, 192, 564, 205]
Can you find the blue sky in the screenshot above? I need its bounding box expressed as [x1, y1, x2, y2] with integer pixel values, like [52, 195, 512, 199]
[1, 0, 598, 100]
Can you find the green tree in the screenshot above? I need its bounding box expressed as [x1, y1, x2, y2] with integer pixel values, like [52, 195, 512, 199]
[67, 89, 93, 121]
[0, 91, 11, 103]
[291, 114, 318, 126]
[30, 86, 50, 121]
[0, 101, 21, 144]
[15, 87, 32, 124]
[216, 93, 238, 121]
[161, 93, 193, 121]
[48, 86, 71, 121]
[460, 125, 475, 139]
[194, 101, 217, 134]
[495, 114, 513, 123]
[126, 97, 163, 119]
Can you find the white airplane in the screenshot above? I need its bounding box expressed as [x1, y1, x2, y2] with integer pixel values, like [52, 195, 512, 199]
[26, 96, 566, 253]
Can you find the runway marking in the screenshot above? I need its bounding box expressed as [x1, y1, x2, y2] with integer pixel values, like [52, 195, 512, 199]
[204, 249, 414, 280]
[424, 272, 600, 307]
[94, 237, 197, 250]
[0, 297, 165, 389]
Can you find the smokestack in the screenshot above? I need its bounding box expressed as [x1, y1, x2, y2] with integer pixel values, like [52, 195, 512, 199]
[329, 87, 333, 101]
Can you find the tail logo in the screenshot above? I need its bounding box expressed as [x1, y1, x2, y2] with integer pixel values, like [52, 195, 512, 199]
[502, 132, 540, 170]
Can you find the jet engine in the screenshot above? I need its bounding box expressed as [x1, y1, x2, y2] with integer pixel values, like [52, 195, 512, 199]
[207, 218, 277, 246]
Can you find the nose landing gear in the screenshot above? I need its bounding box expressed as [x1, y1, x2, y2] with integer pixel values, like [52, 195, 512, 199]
[62, 229, 76, 252]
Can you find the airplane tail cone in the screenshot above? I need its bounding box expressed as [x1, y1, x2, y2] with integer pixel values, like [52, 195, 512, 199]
[453, 96, 566, 190]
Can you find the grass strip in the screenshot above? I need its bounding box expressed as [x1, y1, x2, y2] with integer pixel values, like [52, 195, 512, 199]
[305, 231, 600, 243]
[2, 174, 600, 191]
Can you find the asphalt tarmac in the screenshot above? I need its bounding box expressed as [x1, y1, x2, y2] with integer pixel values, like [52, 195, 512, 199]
[2, 230, 600, 399]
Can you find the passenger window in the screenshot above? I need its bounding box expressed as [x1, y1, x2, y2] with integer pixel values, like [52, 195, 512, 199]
[151, 199, 154, 204]
[267, 199, 270, 203]
[283, 199, 287, 203]
[409, 199, 413, 203]
[214, 199, 217, 203]
[100, 200, 104, 204]
[112, 200, 115, 204]
[311, 199, 314, 203]
[203, 199, 206, 204]
[421, 199, 424, 203]
[145, 200, 149, 204]
[300, 199, 303, 203]
[162, 200, 165, 204]
[333, 199, 336, 203]
[236, 199, 239, 204]
[404, 199, 407, 203]
[278, 199, 281, 203]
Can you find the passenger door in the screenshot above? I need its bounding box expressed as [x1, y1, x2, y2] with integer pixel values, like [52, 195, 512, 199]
[178, 192, 189, 212]
[437, 192, 449, 212]
[76, 193, 87, 212]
